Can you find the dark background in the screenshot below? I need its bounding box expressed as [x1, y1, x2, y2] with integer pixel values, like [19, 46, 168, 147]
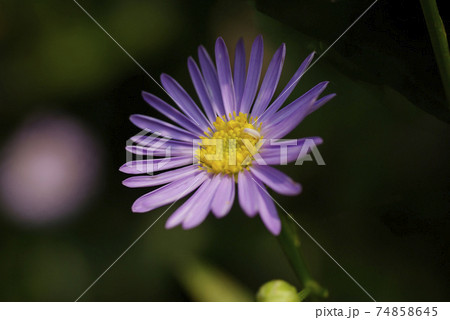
[0, 0, 449, 301]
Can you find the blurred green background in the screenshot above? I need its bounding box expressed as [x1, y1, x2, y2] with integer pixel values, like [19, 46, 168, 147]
[0, 0, 449, 301]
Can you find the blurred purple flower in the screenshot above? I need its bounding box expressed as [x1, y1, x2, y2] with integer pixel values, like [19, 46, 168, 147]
[121, 36, 334, 235]
[0, 114, 101, 226]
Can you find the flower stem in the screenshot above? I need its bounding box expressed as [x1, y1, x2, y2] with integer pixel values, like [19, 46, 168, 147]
[420, 0, 450, 106]
[277, 213, 328, 299]
[297, 288, 311, 302]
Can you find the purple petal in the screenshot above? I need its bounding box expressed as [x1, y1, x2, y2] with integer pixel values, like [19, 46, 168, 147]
[122, 165, 199, 188]
[259, 137, 323, 157]
[250, 165, 301, 196]
[119, 156, 194, 174]
[260, 137, 322, 148]
[198, 46, 226, 116]
[125, 145, 193, 157]
[259, 52, 315, 122]
[211, 174, 235, 218]
[251, 43, 286, 117]
[307, 93, 336, 116]
[142, 91, 204, 136]
[259, 137, 323, 165]
[263, 82, 329, 139]
[252, 177, 281, 235]
[182, 174, 221, 229]
[129, 135, 191, 148]
[160, 74, 211, 130]
[131, 171, 208, 213]
[215, 37, 236, 117]
[165, 177, 213, 228]
[187, 57, 217, 123]
[266, 81, 328, 125]
[239, 35, 263, 114]
[233, 38, 246, 108]
[238, 170, 258, 217]
[130, 114, 197, 142]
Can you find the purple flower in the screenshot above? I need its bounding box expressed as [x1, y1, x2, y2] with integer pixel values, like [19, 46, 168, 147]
[120, 35, 335, 235]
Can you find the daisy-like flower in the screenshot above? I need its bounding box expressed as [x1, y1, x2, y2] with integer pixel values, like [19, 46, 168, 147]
[120, 35, 335, 235]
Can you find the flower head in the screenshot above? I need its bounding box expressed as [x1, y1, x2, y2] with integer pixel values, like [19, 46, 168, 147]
[120, 35, 335, 235]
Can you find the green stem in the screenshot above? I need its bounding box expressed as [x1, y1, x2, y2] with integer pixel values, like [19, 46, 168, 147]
[420, 0, 450, 106]
[277, 213, 328, 299]
[297, 288, 311, 302]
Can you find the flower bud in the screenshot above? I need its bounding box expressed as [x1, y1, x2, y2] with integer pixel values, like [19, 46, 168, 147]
[256, 280, 301, 302]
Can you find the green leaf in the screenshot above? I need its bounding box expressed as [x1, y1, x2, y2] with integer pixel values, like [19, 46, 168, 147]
[420, 0, 450, 105]
[256, 0, 450, 122]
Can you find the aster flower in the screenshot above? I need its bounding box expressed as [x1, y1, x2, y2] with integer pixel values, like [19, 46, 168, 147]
[120, 35, 335, 235]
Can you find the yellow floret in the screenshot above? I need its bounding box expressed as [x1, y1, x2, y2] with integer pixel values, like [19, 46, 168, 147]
[197, 112, 263, 176]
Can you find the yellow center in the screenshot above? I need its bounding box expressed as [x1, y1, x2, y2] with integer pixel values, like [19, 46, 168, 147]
[198, 112, 263, 176]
